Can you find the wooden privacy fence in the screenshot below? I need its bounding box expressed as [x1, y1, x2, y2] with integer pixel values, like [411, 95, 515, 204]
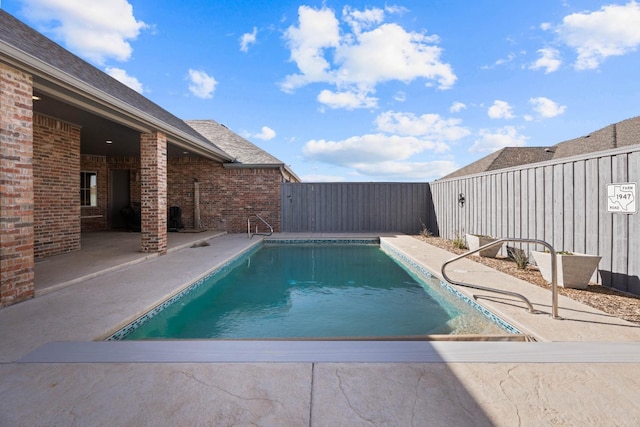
[280, 182, 436, 235]
[430, 145, 640, 295]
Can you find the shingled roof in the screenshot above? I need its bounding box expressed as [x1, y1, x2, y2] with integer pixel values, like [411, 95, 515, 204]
[0, 10, 231, 161]
[441, 116, 640, 180]
[442, 147, 554, 179]
[186, 120, 300, 182]
[552, 116, 640, 157]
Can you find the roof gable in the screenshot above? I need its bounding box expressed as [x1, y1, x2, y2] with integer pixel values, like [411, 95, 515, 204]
[186, 120, 283, 165]
[186, 120, 301, 182]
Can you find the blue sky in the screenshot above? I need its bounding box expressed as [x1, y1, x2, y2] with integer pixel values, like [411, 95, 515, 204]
[4, 0, 640, 181]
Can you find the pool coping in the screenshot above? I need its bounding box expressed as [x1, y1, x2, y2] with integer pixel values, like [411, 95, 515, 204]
[18, 340, 640, 364]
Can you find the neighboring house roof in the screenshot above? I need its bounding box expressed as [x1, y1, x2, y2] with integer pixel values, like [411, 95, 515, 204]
[186, 120, 301, 182]
[443, 147, 553, 179]
[441, 116, 640, 180]
[0, 10, 232, 162]
[552, 116, 640, 158]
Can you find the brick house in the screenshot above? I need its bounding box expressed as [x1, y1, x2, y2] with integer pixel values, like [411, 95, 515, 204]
[0, 11, 298, 307]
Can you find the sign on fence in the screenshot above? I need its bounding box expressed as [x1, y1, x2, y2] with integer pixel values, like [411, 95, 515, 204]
[607, 182, 637, 214]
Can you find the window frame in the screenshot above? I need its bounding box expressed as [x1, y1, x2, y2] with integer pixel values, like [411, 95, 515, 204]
[80, 171, 98, 207]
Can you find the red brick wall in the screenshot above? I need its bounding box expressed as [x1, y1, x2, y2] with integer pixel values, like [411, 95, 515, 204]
[78, 153, 282, 236]
[140, 132, 167, 253]
[33, 113, 81, 258]
[0, 63, 35, 307]
[168, 157, 282, 233]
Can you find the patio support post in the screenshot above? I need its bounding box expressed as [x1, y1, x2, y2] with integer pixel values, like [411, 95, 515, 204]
[140, 131, 167, 254]
[0, 63, 35, 307]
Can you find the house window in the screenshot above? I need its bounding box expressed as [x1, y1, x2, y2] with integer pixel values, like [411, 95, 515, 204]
[80, 171, 98, 207]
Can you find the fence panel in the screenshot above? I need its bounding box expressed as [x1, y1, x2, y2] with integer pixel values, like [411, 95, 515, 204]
[628, 152, 640, 295]
[429, 146, 640, 294]
[281, 182, 434, 234]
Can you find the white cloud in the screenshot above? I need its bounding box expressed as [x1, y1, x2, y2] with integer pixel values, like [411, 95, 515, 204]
[301, 110, 469, 180]
[300, 109, 471, 180]
[488, 100, 515, 119]
[342, 5, 385, 34]
[470, 126, 528, 153]
[557, 1, 640, 70]
[105, 67, 143, 93]
[281, 5, 340, 93]
[530, 48, 562, 73]
[348, 160, 458, 181]
[394, 91, 407, 102]
[317, 89, 378, 110]
[482, 52, 516, 70]
[449, 102, 467, 113]
[20, 0, 148, 64]
[529, 97, 566, 118]
[240, 27, 258, 52]
[253, 126, 276, 141]
[303, 134, 439, 165]
[375, 111, 470, 144]
[301, 174, 346, 182]
[187, 69, 217, 99]
[281, 5, 456, 109]
[334, 23, 455, 88]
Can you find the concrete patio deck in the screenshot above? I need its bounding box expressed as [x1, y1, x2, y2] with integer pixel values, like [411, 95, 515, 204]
[1, 232, 640, 426]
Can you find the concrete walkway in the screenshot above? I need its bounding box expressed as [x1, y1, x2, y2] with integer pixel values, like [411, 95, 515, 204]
[1, 232, 640, 426]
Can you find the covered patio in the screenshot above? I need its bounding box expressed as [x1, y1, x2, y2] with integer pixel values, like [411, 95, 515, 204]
[34, 230, 226, 296]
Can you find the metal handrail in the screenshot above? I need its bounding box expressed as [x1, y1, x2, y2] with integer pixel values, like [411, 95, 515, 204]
[441, 238, 559, 319]
[247, 214, 273, 238]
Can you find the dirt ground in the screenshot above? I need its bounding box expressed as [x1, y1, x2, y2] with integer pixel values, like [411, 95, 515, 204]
[414, 235, 640, 325]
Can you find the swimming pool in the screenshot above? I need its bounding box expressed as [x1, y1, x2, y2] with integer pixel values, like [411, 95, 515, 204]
[109, 240, 518, 340]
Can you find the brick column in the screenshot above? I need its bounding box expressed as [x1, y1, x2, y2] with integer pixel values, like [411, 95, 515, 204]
[0, 64, 35, 307]
[140, 131, 167, 254]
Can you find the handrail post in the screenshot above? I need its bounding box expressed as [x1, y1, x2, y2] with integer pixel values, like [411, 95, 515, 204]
[440, 237, 560, 319]
[247, 214, 273, 239]
[550, 245, 558, 319]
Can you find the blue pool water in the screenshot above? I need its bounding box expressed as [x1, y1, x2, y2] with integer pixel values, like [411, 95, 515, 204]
[117, 243, 511, 340]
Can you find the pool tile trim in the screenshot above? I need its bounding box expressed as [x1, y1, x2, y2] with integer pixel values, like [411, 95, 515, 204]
[263, 238, 379, 245]
[106, 243, 262, 341]
[380, 241, 522, 335]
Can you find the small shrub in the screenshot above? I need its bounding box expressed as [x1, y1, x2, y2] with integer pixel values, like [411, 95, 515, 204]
[507, 246, 530, 269]
[419, 219, 432, 238]
[513, 250, 530, 269]
[452, 232, 467, 249]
